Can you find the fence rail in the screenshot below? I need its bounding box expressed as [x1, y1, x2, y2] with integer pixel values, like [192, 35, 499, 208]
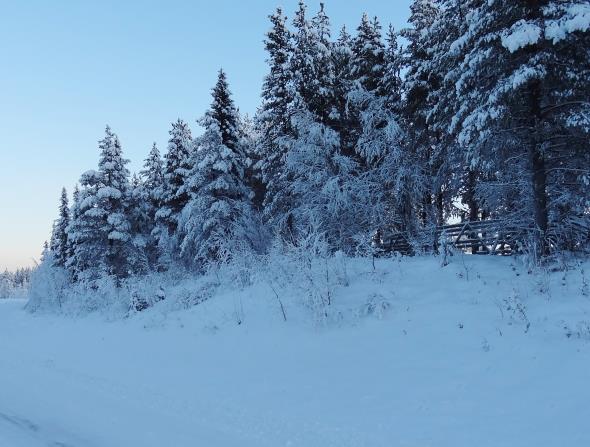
[374, 220, 529, 256]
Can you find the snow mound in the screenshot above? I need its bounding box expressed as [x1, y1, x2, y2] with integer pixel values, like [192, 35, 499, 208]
[9, 255, 590, 446]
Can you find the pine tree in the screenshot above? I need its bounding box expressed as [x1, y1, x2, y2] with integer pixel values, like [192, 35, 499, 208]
[179, 70, 252, 266]
[448, 0, 590, 255]
[540, 2, 590, 250]
[49, 187, 70, 267]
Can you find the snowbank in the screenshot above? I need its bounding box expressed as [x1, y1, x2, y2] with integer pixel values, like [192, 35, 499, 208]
[4, 255, 590, 446]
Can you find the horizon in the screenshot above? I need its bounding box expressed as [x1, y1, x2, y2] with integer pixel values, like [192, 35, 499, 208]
[0, 0, 411, 271]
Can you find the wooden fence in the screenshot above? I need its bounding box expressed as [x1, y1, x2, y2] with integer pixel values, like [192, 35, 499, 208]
[373, 220, 529, 256]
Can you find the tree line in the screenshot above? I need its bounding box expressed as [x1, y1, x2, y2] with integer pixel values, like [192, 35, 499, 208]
[45, 0, 590, 282]
[0, 268, 32, 298]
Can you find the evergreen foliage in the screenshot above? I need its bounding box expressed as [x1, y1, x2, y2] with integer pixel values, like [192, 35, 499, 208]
[39, 0, 589, 289]
[179, 70, 252, 267]
[50, 187, 70, 267]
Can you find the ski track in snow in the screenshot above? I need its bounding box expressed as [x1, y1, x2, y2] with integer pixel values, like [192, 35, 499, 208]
[0, 408, 85, 447]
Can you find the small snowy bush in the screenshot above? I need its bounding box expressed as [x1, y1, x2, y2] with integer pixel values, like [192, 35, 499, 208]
[563, 321, 590, 341]
[503, 289, 531, 333]
[26, 259, 69, 313]
[360, 293, 391, 319]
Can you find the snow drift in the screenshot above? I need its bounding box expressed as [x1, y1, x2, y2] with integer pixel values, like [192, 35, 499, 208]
[8, 253, 590, 446]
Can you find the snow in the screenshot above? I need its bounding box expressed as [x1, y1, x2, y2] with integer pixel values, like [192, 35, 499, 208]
[497, 5, 590, 51]
[3, 256, 590, 446]
[96, 186, 122, 200]
[501, 20, 542, 53]
[546, 4, 590, 43]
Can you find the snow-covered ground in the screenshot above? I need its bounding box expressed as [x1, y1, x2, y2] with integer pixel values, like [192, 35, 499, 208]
[1, 256, 590, 446]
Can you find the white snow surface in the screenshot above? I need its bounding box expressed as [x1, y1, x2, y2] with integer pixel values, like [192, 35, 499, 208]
[2, 256, 590, 446]
[546, 3, 590, 43]
[501, 20, 542, 53]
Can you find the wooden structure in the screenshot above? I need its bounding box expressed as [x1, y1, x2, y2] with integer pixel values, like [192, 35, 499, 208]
[374, 220, 528, 256]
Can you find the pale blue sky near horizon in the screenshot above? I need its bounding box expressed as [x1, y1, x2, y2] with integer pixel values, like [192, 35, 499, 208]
[0, 0, 412, 271]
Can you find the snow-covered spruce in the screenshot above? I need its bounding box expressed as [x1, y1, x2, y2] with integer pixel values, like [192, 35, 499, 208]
[34, 0, 589, 307]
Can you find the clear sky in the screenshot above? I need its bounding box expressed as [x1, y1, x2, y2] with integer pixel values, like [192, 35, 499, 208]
[0, 0, 412, 271]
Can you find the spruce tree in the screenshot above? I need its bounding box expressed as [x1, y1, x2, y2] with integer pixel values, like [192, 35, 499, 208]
[65, 185, 80, 275]
[67, 127, 136, 280]
[96, 127, 135, 278]
[381, 24, 403, 111]
[332, 25, 355, 157]
[290, 1, 316, 108]
[257, 7, 296, 230]
[354, 19, 417, 237]
[426, 0, 481, 231]
[141, 143, 165, 193]
[67, 169, 105, 280]
[179, 70, 251, 266]
[139, 143, 164, 259]
[239, 113, 264, 212]
[309, 2, 335, 124]
[400, 0, 442, 228]
[127, 143, 164, 270]
[258, 7, 293, 139]
[50, 187, 70, 267]
[351, 13, 385, 94]
[157, 119, 193, 235]
[347, 13, 387, 168]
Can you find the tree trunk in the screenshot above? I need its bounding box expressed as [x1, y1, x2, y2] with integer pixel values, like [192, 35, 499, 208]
[436, 189, 444, 227]
[526, 0, 550, 258]
[530, 135, 549, 256]
[421, 193, 431, 228]
[464, 170, 480, 254]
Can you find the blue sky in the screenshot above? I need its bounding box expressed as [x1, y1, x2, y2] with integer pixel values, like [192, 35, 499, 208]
[0, 0, 412, 270]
